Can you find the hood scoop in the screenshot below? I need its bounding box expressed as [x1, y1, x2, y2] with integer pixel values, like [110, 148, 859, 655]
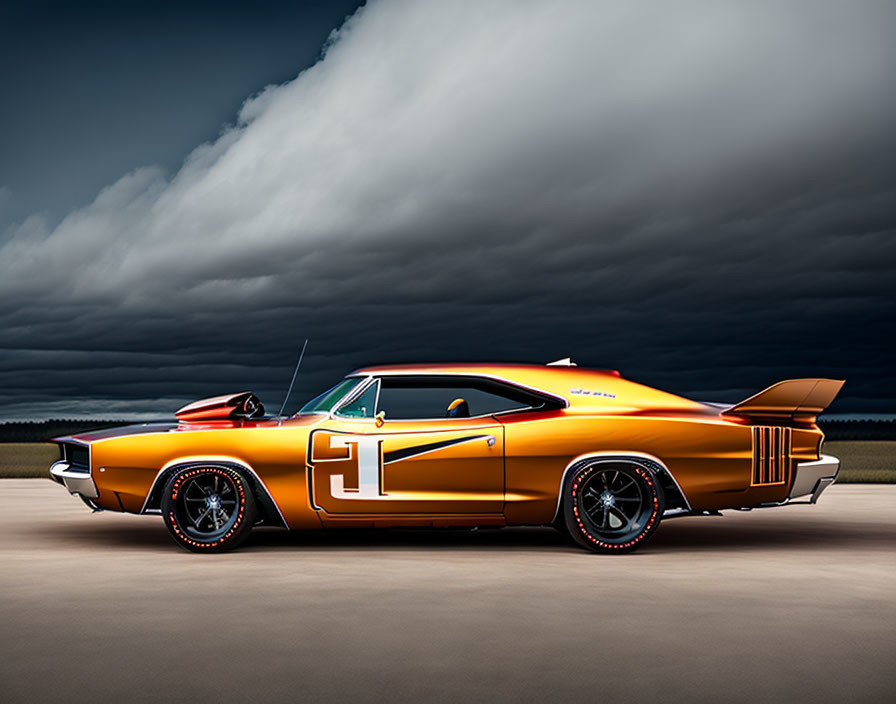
[175, 392, 265, 422]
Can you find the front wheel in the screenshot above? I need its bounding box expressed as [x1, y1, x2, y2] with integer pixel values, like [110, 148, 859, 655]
[563, 461, 664, 553]
[161, 465, 256, 552]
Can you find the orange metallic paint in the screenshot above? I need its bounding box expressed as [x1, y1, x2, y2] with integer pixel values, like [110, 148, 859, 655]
[60, 363, 838, 530]
[307, 417, 504, 521]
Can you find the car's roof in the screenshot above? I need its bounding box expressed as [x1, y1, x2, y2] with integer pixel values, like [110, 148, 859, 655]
[353, 362, 618, 377]
[350, 363, 711, 415]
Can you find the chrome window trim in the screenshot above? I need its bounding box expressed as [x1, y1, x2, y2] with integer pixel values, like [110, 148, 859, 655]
[140, 455, 288, 527]
[325, 414, 504, 426]
[550, 450, 692, 523]
[329, 410, 509, 424]
[336, 372, 566, 422]
[347, 371, 569, 408]
[333, 377, 381, 419]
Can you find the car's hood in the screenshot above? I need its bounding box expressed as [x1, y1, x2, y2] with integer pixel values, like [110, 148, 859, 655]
[54, 415, 323, 445]
[53, 423, 179, 444]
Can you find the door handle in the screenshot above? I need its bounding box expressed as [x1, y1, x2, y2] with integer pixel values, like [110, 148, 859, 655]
[485, 435, 496, 447]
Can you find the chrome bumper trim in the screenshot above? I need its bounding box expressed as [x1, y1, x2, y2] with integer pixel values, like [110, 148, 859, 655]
[789, 454, 839, 501]
[50, 461, 99, 499]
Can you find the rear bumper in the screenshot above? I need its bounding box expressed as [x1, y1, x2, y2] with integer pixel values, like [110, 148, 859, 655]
[789, 454, 839, 503]
[49, 461, 99, 499]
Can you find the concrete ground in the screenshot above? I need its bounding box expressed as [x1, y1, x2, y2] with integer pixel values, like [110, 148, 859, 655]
[0, 480, 894, 703]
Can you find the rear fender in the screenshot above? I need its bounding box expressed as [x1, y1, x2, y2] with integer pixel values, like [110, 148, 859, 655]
[551, 451, 691, 523]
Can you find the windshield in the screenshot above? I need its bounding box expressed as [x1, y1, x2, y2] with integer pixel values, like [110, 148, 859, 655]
[297, 378, 363, 415]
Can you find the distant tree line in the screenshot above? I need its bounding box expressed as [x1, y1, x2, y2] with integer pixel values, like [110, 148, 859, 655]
[817, 419, 896, 441]
[0, 417, 894, 442]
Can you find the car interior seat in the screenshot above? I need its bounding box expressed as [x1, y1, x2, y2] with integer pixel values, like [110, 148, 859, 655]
[446, 398, 470, 418]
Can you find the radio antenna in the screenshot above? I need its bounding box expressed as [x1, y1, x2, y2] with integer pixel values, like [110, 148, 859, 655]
[278, 338, 308, 419]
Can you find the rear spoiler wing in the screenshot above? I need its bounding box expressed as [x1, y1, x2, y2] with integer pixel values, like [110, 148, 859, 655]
[721, 378, 844, 424]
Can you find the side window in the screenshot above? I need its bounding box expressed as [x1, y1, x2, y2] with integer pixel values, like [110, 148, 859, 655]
[375, 376, 543, 420]
[336, 380, 380, 418]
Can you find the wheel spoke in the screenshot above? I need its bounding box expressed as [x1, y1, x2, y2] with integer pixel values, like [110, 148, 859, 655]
[610, 506, 631, 529]
[192, 507, 211, 527]
[616, 478, 635, 491]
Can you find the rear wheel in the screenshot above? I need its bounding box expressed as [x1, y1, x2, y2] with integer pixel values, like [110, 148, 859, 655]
[161, 466, 256, 553]
[563, 461, 664, 553]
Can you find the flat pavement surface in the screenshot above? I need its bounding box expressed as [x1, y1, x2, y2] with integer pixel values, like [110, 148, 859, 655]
[1, 480, 894, 703]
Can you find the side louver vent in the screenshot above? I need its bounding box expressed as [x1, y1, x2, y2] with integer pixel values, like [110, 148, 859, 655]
[751, 426, 791, 486]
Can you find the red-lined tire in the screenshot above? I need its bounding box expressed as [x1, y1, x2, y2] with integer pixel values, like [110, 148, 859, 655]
[563, 460, 664, 553]
[161, 466, 256, 553]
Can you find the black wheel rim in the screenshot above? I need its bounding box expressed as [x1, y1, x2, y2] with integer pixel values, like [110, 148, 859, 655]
[174, 471, 241, 542]
[576, 466, 654, 544]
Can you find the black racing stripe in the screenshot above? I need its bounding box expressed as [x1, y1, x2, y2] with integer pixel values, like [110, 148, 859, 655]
[383, 435, 489, 464]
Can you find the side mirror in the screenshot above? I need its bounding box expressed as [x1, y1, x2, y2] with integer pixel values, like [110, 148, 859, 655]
[375, 410, 386, 427]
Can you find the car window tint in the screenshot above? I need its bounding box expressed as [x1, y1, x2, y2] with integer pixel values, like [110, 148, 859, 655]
[376, 381, 530, 419]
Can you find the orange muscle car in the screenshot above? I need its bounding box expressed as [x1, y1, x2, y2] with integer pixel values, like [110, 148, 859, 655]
[49, 361, 844, 553]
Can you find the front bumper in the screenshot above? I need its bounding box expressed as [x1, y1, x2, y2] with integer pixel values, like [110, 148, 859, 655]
[788, 454, 839, 503]
[49, 461, 99, 499]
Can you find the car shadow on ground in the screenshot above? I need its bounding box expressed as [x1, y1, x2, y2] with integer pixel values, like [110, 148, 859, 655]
[35, 511, 895, 555]
[243, 515, 895, 554]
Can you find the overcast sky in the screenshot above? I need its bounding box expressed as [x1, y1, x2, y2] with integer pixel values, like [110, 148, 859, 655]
[1, 0, 894, 421]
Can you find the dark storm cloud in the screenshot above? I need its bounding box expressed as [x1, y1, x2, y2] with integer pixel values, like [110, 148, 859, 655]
[0, 0, 362, 226]
[1, 0, 894, 420]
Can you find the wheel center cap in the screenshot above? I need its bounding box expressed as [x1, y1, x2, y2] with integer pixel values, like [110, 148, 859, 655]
[600, 491, 615, 507]
[206, 494, 221, 510]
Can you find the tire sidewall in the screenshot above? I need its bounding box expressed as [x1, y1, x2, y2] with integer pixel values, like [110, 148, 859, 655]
[563, 460, 664, 553]
[161, 465, 256, 553]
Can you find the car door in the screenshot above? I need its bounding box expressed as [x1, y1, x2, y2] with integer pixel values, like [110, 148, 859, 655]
[307, 377, 505, 516]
